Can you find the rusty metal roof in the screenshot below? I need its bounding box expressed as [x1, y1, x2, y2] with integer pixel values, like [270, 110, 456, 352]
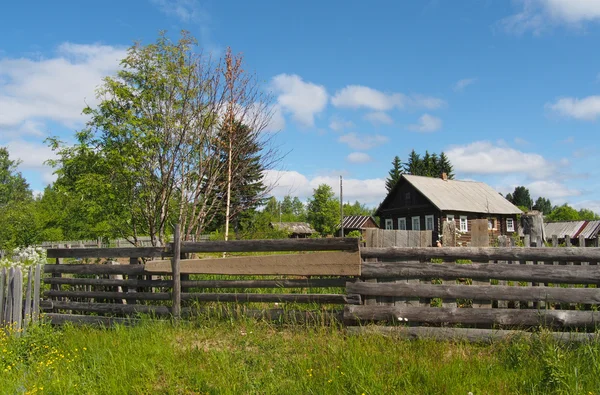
[270, 222, 316, 235]
[340, 215, 375, 230]
[544, 221, 587, 239]
[579, 220, 600, 239]
[397, 175, 522, 215]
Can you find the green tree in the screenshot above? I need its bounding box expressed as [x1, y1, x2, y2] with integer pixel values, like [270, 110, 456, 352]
[307, 184, 339, 235]
[0, 147, 31, 205]
[507, 186, 533, 210]
[343, 201, 372, 216]
[534, 197, 552, 215]
[405, 150, 422, 175]
[385, 156, 403, 193]
[546, 204, 580, 222]
[437, 152, 454, 179]
[578, 208, 600, 221]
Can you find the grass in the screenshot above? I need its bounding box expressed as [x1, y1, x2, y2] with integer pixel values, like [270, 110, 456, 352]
[2, 317, 600, 394]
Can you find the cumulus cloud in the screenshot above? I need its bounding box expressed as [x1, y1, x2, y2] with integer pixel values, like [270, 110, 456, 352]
[263, 169, 385, 206]
[526, 180, 581, 200]
[446, 141, 555, 179]
[270, 74, 328, 127]
[454, 78, 477, 92]
[338, 132, 389, 150]
[5, 140, 58, 184]
[546, 96, 600, 121]
[329, 116, 354, 132]
[364, 111, 393, 125]
[0, 42, 127, 129]
[407, 114, 442, 132]
[500, 0, 600, 34]
[331, 85, 444, 111]
[150, 0, 208, 23]
[346, 152, 372, 164]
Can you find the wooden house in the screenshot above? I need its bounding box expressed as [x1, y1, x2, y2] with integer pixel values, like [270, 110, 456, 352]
[338, 215, 379, 237]
[375, 174, 522, 245]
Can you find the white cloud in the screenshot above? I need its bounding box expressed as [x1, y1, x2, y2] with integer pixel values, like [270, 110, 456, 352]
[0, 42, 127, 129]
[454, 78, 477, 92]
[514, 137, 529, 145]
[329, 116, 354, 131]
[5, 140, 58, 184]
[526, 180, 581, 200]
[331, 85, 445, 111]
[263, 169, 385, 206]
[364, 111, 393, 125]
[150, 0, 208, 23]
[573, 200, 600, 215]
[547, 96, 600, 121]
[407, 114, 442, 132]
[500, 0, 600, 34]
[270, 74, 328, 127]
[346, 152, 372, 164]
[338, 132, 389, 150]
[446, 141, 554, 179]
[263, 104, 286, 132]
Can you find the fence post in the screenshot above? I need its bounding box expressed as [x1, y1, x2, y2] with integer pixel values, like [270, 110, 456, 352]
[0, 268, 5, 327]
[32, 264, 41, 323]
[23, 266, 33, 332]
[171, 224, 182, 319]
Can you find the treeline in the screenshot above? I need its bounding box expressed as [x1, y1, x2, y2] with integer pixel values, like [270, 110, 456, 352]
[385, 150, 454, 192]
[505, 186, 599, 221]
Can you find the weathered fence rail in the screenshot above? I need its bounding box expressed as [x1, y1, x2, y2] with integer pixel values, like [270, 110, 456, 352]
[1, 265, 42, 335]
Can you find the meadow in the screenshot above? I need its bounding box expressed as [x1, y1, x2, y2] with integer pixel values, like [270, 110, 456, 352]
[2, 316, 600, 394]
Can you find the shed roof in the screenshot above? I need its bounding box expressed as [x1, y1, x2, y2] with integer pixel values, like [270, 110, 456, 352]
[545, 220, 600, 240]
[579, 220, 600, 239]
[340, 215, 375, 230]
[377, 175, 522, 215]
[270, 222, 316, 235]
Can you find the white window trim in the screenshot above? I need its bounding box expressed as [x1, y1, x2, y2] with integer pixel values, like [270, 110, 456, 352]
[460, 216, 468, 232]
[398, 218, 407, 230]
[385, 218, 393, 230]
[425, 215, 434, 231]
[506, 218, 515, 232]
[447, 214, 454, 222]
[412, 216, 420, 231]
[488, 219, 496, 231]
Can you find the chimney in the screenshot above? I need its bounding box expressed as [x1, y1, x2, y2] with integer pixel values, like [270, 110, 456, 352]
[441, 172, 448, 181]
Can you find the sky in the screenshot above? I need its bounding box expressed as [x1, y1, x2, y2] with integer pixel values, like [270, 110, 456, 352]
[0, 0, 599, 211]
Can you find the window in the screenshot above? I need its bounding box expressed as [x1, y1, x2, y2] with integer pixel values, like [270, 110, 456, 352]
[412, 216, 420, 231]
[425, 215, 434, 231]
[460, 216, 468, 232]
[404, 192, 411, 206]
[488, 219, 495, 230]
[385, 218, 393, 230]
[447, 214, 454, 222]
[398, 218, 407, 230]
[506, 218, 515, 232]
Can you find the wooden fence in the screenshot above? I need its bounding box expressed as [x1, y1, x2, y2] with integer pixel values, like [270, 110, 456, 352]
[1, 265, 43, 334]
[41, 236, 360, 326]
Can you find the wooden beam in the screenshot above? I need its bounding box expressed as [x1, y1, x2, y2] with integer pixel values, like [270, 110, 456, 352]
[44, 290, 170, 301]
[44, 313, 140, 326]
[344, 305, 600, 327]
[171, 224, 181, 318]
[180, 293, 347, 304]
[144, 251, 361, 276]
[361, 261, 600, 284]
[345, 326, 599, 343]
[360, 247, 600, 263]
[44, 264, 146, 276]
[41, 301, 171, 315]
[347, 282, 600, 304]
[46, 247, 165, 259]
[177, 238, 359, 253]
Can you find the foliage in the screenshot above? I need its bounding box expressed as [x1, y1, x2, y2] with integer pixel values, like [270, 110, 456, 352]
[306, 184, 339, 236]
[0, 147, 31, 205]
[342, 200, 372, 217]
[534, 197, 553, 215]
[577, 208, 600, 221]
[401, 149, 454, 179]
[546, 203, 600, 222]
[506, 186, 533, 210]
[385, 156, 403, 193]
[3, 319, 600, 394]
[0, 246, 47, 269]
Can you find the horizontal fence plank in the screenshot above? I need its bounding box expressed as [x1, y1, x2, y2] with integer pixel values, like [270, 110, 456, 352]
[347, 282, 600, 304]
[41, 301, 171, 315]
[344, 305, 600, 327]
[44, 313, 140, 326]
[43, 277, 349, 289]
[145, 251, 361, 276]
[44, 290, 170, 301]
[179, 238, 359, 253]
[47, 247, 165, 259]
[360, 247, 600, 263]
[362, 261, 600, 284]
[346, 326, 599, 343]
[44, 264, 146, 276]
[180, 293, 347, 304]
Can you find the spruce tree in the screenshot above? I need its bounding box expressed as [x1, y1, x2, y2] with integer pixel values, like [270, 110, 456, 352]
[385, 156, 403, 192]
[405, 150, 422, 175]
[438, 152, 454, 179]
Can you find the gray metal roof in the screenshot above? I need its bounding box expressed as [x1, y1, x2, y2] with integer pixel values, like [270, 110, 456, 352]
[544, 221, 586, 239]
[340, 215, 374, 230]
[579, 220, 600, 239]
[402, 175, 523, 215]
[270, 222, 316, 235]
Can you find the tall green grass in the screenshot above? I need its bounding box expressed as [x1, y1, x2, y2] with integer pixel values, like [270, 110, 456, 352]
[2, 318, 600, 394]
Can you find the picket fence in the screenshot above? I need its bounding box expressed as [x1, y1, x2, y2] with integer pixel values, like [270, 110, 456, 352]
[0, 265, 43, 335]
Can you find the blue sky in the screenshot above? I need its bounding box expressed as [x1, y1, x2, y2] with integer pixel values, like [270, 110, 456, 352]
[1, 0, 599, 210]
